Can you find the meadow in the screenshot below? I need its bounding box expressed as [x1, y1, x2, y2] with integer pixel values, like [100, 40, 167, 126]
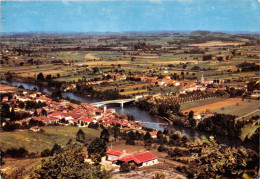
[0, 126, 100, 153]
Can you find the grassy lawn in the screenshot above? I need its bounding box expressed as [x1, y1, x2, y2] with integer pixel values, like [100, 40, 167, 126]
[0, 126, 100, 153]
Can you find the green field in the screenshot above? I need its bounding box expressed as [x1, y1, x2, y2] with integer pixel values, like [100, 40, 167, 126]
[0, 126, 100, 153]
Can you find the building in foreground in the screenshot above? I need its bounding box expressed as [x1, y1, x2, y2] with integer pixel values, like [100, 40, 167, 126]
[106, 149, 158, 167]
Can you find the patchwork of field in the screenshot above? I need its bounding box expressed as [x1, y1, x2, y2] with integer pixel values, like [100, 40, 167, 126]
[188, 41, 244, 47]
[1, 42, 259, 85]
[182, 98, 242, 114]
[75, 60, 130, 66]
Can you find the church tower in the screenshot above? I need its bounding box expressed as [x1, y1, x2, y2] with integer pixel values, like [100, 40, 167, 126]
[201, 74, 205, 83]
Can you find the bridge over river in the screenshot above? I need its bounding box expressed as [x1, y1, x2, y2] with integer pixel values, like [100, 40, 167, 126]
[135, 121, 169, 126]
[90, 98, 135, 108]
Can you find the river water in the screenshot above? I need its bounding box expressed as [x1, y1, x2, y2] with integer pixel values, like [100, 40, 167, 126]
[1, 80, 257, 150]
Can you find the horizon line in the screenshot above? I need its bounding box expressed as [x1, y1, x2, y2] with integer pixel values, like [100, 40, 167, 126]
[1, 30, 260, 34]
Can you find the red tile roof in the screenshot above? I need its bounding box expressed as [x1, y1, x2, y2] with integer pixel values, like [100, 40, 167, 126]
[117, 151, 157, 164]
[106, 149, 123, 156]
[80, 118, 93, 122]
[150, 131, 158, 136]
[50, 112, 62, 116]
[31, 126, 39, 129]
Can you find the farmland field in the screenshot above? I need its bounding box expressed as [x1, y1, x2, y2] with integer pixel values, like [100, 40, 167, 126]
[188, 41, 244, 47]
[180, 97, 228, 110]
[212, 99, 259, 117]
[181, 98, 243, 114]
[0, 126, 100, 153]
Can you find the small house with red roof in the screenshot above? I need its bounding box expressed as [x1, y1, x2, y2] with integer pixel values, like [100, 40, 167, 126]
[30, 126, 40, 132]
[2, 96, 9, 102]
[150, 131, 158, 139]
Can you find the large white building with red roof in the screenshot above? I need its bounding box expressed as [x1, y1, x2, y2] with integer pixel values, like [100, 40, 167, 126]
[106, 149, 158, 167]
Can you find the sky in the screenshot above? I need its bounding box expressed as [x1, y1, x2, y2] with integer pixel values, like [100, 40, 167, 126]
[1, 0, 260, 33]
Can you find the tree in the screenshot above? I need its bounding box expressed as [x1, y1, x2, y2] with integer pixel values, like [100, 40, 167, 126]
[5, 147, 28, 158]
[10, 108, 16, 121]
[0, 148, 5, 165]
[66, 138, 73, 145]
[1, 103, 10, 118]
[41, 108, 47, 116]
[51, 143, 62, 156]
[46, 74, 52, 81]
[18, 101, 25, 109]
[41, 149, 51, 157]
[163, 128, 169, 135]
[92, 67, 99, 74]
[33, 144, 110, 179]
[156, 130, 163, 140]
[188, 110, 194, 119]
[135, 131, 143, 140]
[100, 129, 110, 142]
[34, 109, 38, 117]
[127, 131, 136, 140]
[87, 138, 107, 163]
[189, 117, 196, 128]
[37, 73, 44, 81]
[76, 129, 86, 143]
[5, 71, 13, 81]
[144, 131, 152, 141]
[18, 85, 24, 89]
[112, 125, 120, 139]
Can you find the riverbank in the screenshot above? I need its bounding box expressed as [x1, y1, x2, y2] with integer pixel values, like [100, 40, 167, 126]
[1, 80, 258, 151]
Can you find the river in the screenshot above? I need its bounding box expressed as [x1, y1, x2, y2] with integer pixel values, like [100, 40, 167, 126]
[1, 80, 257, 150]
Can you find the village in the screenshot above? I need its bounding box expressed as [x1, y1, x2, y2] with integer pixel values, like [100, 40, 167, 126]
[0, 84, 145, 131]
[0, 83, 184, 178]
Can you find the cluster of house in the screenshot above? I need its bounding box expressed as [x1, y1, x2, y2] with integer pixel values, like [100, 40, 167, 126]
[64, 72, 228, 98]
[83, 73, 216, 93]
[106, 149, 158, 168]
[1, 87, 142, 130]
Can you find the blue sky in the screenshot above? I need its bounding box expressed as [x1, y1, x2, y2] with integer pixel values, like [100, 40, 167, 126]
[1, 0, 260, 32]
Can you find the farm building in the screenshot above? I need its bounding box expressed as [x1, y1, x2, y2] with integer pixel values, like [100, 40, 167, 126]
[116, 151, 158, 167]
[2, 96, 9, 102]
[106, 149, 158, 167]
[251, 90, 260, 99]
[30, 126, 40, 132]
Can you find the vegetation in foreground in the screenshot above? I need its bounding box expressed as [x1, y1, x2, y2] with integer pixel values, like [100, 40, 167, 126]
[1, 123, 259, 178]
[31, 143, 110, 179]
